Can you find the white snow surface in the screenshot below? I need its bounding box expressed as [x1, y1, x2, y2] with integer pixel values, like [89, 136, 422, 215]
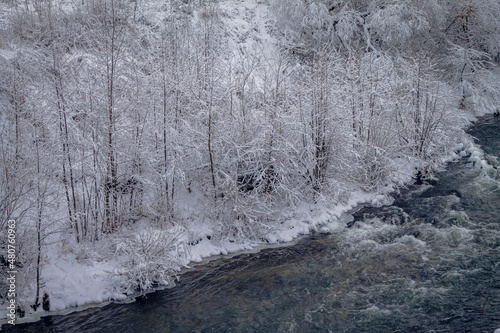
[43, 253, 128, 311]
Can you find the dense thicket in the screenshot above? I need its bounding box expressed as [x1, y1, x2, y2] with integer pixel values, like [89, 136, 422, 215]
[1, 0, 499, 311]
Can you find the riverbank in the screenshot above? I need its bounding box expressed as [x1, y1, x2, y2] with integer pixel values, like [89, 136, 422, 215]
[1, 122, 482, 327]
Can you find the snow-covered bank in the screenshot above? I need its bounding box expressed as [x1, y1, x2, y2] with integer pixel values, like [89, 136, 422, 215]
[0, 187, 399, 326]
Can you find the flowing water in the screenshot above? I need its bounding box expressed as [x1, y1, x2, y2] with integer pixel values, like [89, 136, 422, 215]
[4, 115, 500, 332]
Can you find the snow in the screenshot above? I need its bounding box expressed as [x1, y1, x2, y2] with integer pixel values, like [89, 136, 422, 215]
[43, 253, 127, 311]
[0, 49, 16, 62]
[189, 238, 257, 262]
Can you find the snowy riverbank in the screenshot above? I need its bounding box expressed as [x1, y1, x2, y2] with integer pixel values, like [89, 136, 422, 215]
[1, 130, 481, 327]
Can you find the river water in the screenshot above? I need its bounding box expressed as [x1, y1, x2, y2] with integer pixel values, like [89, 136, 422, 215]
[5, 115, 500, 332]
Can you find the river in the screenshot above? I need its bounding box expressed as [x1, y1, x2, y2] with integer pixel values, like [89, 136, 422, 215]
[4, 115, 500, 332]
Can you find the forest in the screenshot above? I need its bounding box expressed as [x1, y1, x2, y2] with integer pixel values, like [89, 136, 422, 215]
[1, 0, 500, 319]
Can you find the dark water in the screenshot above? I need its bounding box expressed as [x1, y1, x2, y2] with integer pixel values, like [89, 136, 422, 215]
[4, 115, 500, 332]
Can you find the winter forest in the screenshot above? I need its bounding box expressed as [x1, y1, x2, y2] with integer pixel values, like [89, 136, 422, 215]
[1, 0, 500, 319]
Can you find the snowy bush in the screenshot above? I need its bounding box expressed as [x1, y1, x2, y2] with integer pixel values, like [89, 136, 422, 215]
[114, 227, 187, 292]
[354, 145, 397, 192]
